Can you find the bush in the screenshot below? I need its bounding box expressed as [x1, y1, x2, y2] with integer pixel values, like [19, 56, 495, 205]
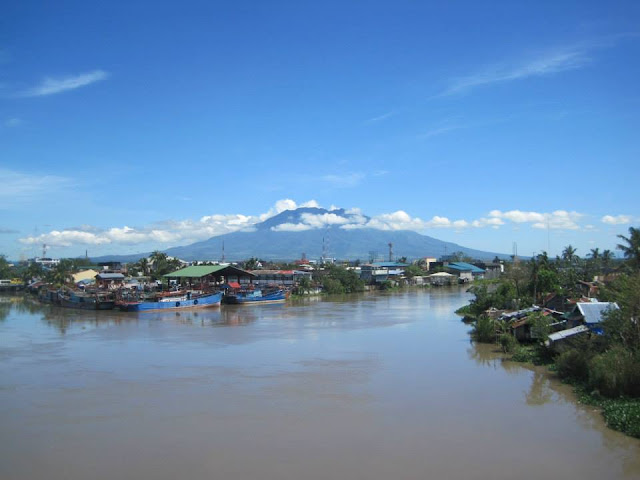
[556, 349, 590, 383]
[322, 277, 345, 295]
[511, 346, 535, 363]
[588, 347, 640, 398]
[472, 315, 496, 343]
[499, 333, 517, 353]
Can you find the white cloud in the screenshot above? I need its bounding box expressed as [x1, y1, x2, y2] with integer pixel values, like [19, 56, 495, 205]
[419, 124, 463, 139]
[300, 200, 321, 208]
[4, 118, 22, 127]
[440, 44, 593, 96]
[0, 168, 72, 206]
[489, 209, 582, 230]
[271, 223, 313, 232]
[472, 217, 505, 228]
[489, 209, 545, 223]
[16, 199, 597, 253]
[321, 173, 364, 188]
[365, 111, 396, 124]
[22, 70, 109, 97]
[300, 213, 351, 228]
[365, 211, 430, 231]
[18, 199, 320, 248]
[601, 214, 632, 225]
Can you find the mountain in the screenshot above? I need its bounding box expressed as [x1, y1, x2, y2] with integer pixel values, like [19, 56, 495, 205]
[162, 207, 507, 261]
[93, 207, 509, 263]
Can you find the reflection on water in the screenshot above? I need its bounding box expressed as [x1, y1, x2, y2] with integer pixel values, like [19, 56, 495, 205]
[1, 291, 639, 480]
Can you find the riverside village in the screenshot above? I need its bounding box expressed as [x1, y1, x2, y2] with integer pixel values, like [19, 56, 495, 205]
[1, 226, 640, 443]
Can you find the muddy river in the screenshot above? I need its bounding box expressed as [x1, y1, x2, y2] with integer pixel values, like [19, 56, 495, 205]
[1, 289, 639, 479]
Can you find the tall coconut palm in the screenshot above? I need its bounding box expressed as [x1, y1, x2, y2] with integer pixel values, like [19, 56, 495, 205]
[562, 245, 578, 266]
[136, 257, 151, 276]
[617, 227, 640, 271]
[587, 248, 601, 278]
[602, 249, 615, 273]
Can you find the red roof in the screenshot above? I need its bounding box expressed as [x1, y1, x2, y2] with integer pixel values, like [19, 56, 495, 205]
[228, 281, 241, 289]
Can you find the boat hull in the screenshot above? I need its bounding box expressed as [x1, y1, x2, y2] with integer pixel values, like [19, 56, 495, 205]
[61, 298, 115, 310]
[225, 290, 286, 305]
[118, 292, 222, 312]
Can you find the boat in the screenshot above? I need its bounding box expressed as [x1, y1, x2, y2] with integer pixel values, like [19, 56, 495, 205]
[224, 288, 287, 305]
[59, 290, 116, 310]
[117, 291, 222, 312]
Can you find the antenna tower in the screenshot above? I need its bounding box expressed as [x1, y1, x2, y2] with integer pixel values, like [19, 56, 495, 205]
[388, 242, 393, 262]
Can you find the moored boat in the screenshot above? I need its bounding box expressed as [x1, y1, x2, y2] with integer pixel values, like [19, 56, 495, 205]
[59, 290, 116, 310]
[117, 291, 222, 312]
[224, 288, 287, 305]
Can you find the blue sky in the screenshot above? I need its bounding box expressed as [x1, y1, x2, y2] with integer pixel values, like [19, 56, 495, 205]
[1, 1, 639, 260]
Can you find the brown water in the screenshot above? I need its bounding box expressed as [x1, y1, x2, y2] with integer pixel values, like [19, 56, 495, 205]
[1, 290, 639, 480]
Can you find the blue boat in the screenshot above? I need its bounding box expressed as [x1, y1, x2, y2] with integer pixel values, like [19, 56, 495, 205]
[118, 291, 222, 312]
[224, 288, 287, 305]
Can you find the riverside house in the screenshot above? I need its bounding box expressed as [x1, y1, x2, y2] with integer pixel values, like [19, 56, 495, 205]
[359, 262, 408, 284]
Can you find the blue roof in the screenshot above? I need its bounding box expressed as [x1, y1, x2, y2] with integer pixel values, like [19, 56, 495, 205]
[446, 262, 485, 273]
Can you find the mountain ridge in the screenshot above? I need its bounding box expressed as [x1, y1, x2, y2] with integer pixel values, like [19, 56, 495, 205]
[93, 207, 508, 262]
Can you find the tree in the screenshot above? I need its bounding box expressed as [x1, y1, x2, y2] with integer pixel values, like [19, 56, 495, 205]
[562, 245, 578, 267]
[617, 227, 640, 271]
[0, 255, 11, 279]
[21, 261, 44, 283]
[243, 257, 261, 270]
[149, 251, 181, 279]
[602, 249, 615, 273]
[403, 264, 424, 278]
[584, 248, 602, 280]
[318, 265, 364, 294]
[505, 260, 529, 306]
[137, 257, 151, 276]
[601, 273, 640, 352]
[46, 259, 74, 286]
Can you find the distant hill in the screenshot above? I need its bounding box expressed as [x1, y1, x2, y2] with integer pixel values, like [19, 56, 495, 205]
[94, 207, 509, 262]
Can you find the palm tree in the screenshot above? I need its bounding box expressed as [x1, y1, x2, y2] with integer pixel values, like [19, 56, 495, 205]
[602, 249, 615, 273]
[47, 259, 73, 286]
[617, 227, 640, 271]
[562, 245, 578, 266]
[136, 257, 150, 276]
[587, 248, 601, 278]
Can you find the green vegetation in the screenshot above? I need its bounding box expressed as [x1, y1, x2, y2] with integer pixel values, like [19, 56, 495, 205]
[459, 230, 640, 438]
[472, 315, 496, 343]
[0, 255, 12, 279]
[318, 265, 364, 294]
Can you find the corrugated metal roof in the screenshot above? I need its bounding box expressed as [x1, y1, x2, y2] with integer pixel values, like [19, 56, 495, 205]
[427, 272, 455, 277]
[577, 302, 619, 324]
[163, 265, 225, 278]
[446, 262, 485, 273]
[548, 325, 589, 342]
[96, 273, 125, 279]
